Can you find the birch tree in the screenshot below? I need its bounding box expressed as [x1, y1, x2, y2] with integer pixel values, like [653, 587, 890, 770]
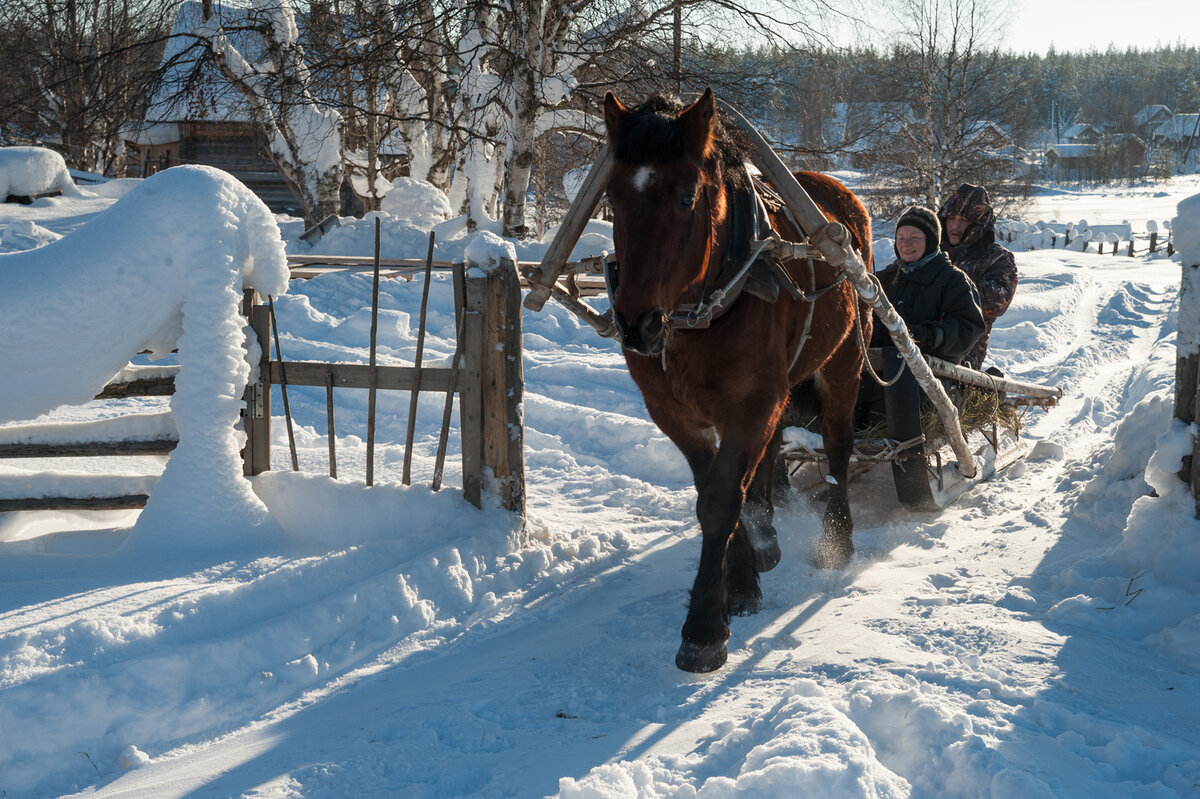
[871, 0, 1026, 211]
[196, 0, 344, 226]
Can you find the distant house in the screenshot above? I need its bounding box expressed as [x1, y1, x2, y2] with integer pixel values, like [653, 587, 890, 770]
[123, 2, 302, 214]
[1061, 123, 1101, 144]
[1045, 134, 1146, 180]
[1133, 104, 1173, 137]
[1153, 114, 1200, 149]
[826, 102, 913, 169]
[964, 121, 1013, 150]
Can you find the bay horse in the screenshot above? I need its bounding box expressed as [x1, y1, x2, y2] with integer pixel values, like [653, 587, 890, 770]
[602, 88, 873, 672]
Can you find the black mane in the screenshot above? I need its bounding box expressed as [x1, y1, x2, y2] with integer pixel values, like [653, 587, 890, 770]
[614, 94, 748, 190]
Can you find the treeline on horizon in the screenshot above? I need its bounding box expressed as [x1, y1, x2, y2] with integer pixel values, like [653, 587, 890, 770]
[674, 42, 1200, 151]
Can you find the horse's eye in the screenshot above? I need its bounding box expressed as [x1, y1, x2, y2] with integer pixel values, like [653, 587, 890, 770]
[677, 189, 696, 210]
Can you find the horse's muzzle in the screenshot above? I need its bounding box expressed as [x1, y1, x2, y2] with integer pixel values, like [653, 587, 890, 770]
[616, 309, 669, 356]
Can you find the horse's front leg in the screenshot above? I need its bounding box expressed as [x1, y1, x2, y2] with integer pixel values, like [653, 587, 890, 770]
[676, 405, 779, 673]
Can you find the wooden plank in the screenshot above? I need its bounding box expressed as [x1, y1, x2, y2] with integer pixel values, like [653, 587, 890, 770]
[267, 361, 453, 391]
[325, 369, 337, 479]
[0, 439, 177, 458]
[95, 377, 176, 399]
[0, 495, 149, 511]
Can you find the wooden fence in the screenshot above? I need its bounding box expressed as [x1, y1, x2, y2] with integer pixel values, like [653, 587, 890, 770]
[0, 252, 551, 517]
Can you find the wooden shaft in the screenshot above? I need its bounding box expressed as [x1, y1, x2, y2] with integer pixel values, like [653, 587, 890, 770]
[717, 97, 978, 478]
[523, 145, 613, 311]
[924, 356, 1062, 401]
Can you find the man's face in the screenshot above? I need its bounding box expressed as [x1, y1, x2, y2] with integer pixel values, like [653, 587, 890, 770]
[946, 215, 969, 245]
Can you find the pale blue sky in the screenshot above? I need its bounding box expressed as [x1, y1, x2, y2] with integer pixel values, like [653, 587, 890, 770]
[830, 0, 1199, 54]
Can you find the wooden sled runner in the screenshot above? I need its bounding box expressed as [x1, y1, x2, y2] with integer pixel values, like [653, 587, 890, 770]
[521, 95, 1061, 510]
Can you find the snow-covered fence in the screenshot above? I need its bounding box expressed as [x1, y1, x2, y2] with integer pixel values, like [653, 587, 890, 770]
[997, 217, 1174, 257]
[1172, 193, 1200, 514]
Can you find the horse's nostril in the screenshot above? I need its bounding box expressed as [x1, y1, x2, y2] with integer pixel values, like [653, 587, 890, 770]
[638, 310, 666, 343]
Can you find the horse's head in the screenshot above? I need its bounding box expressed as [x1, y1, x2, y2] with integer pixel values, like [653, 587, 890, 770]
[603, 87, 729, 356]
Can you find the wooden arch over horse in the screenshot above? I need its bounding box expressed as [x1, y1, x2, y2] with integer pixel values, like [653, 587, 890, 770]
[601, 88, 874, 672]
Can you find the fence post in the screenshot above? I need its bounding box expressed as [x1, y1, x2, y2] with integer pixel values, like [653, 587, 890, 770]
[1174, 197, 1200, 513]
[242, 290, 271, 475]
[460, 256, 526, 515]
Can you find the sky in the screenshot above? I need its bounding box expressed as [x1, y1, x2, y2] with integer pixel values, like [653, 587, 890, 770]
[835, 0, 1200, 55]
[1003, 0, 1200, 55]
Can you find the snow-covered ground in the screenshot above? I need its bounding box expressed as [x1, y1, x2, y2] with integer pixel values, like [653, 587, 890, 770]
[1, 168, 1199, 798]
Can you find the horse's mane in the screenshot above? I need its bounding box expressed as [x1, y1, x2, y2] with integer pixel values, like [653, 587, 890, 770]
[614, 94, 749, 191]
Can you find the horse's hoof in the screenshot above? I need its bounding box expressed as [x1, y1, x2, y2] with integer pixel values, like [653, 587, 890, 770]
[675, 639, 728, 673]
[753, 535, 782, 572]
[811, 534, 853, 570]
[728, 588, 762, 617]
[745, 523, 782, 572]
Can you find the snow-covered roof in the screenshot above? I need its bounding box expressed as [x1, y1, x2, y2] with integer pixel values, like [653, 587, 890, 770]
[1153, 114, 1200, 142]
[1046, 143, 1093, 158]
[142, 1, 265, 124]
[1062, 123, 1100, 140]
[1133, 104, 1172, 126]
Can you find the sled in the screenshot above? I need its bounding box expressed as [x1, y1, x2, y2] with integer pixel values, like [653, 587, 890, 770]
[780, 349, 1059, 510]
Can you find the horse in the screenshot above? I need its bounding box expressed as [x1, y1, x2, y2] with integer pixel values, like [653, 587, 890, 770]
[602, 88, 873, 672]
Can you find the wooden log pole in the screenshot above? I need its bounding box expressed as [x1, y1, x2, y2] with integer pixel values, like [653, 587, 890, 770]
[403, 231, 436, 485]
[483, 257, 526, 515]
[433, 263, 467, 492]
[366, 218, 382, 486]
[268, 297, 300, 471]
[523, 145, 613, 312]
[717, 98, 978, 478]
[460, 256, 526, 514]
[325, 369, 337, 479]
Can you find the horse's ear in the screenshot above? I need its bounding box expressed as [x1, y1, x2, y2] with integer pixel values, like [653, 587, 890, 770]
[604, 91, 629, 140]
[678, 87, 716, 160]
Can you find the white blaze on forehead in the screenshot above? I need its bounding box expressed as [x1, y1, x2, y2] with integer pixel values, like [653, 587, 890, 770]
[632, 166, 655, 192]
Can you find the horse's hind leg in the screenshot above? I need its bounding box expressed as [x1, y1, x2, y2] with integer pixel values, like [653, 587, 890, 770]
[740, 423, 783, 572]
[813, 352, 859, 569]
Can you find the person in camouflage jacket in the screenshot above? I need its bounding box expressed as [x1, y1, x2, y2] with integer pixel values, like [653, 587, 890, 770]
[937, 184, 1018, 370]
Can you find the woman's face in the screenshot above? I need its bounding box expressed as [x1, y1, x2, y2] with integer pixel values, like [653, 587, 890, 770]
[896, 225, 926, 264]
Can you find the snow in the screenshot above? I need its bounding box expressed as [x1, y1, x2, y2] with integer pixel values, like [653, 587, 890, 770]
[1, 168, 1200, 798]
[0, 146, 80, 198]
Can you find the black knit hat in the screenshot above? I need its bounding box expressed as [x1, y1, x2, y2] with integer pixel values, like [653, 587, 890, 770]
[895, 205, 941, 258]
